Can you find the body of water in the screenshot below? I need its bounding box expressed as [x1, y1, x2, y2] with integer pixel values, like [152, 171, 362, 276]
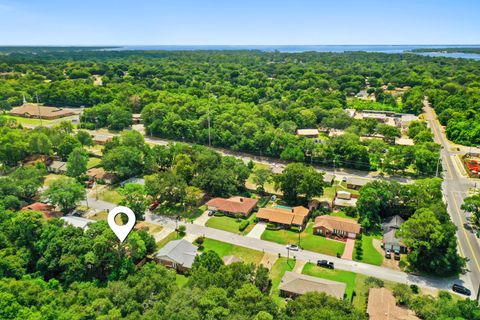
[106, 44, 480, 60]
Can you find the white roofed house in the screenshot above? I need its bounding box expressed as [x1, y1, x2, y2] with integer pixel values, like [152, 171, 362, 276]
[155, 240, 198, 273]
[296, 129, 319, 138]
[61, 216, 95, 230]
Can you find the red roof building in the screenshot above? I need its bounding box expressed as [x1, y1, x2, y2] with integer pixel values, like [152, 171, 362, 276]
[206, 196, 258, 217]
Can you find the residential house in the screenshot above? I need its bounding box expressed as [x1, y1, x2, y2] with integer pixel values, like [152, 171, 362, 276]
[313, 215, 361, 239]
[93, 135, 113, 145]
[333, 190, 358, 208]
[206, 196, 258, 217]
[86, 167, 118, 184]
[279, 272, 346, 299]
[132, 113, 142, 124]
[22, 202, 61, 219]
[155, 240, 198, 273]
[61, 216, 95, 230]
[47, 160, 67, 174]
[296, 128, 319, 138]
[256, 206, 309, 229]
[382, 215, 407, 253]
[367, 287, 419, 320]
[346, 176, 370, 190]
[322, 172, 335, 185]
[395, 137, 414, 146]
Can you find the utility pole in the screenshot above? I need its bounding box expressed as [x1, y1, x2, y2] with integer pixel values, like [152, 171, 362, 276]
[208, 105, 211, 147]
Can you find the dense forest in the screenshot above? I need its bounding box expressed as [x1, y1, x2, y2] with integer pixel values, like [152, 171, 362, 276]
[0, 50, 478, 172]
[411, 47, 480, 54]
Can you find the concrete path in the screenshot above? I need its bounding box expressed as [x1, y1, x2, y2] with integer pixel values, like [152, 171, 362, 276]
[153, 227, 174, 242]
[246, 222, 267, 239]
[341, 238, 355, 260]
[260, 252, 278, 269]
[193, 211, 210, 226]
[292, 260, 307, 274]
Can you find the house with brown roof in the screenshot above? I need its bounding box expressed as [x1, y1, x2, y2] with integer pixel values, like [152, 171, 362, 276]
[256, 206, 309, 229]
[367, 288, 419, 320]
[86, 167, 118, 184]
[206, 196, 258, 217]
[279, 272, 346, 299]
[10, 103, 75, 120]
[313, 215, 361, 239]
[22, 202, 62, 219]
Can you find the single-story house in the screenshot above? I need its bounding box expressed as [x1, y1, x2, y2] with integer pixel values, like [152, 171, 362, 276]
[395, 137, 415, 146]
[313, 215, 361, 239]
[61, 216, 95, 230]
[382, 215, 407, 253]
[86, 167, 118, 184]
[47, 160, 67, 174]
[10, 103, 75, 120]
[346, 176, 370, 190]
[155, 239, 198, 273]
[296, 129, 319, 138]
[367, 288, 419, 320]
[206, 196, 258, 217]
[333, 191, 358, 208]
[132, 114, 142, 124]
[345, 108, 356, 118]
[279, 271, 346, 299]
[223, 255, 243, 265]
[322, 172, 335, 185]
[93, 135, 113, 145]
[256, 206, 309, 229]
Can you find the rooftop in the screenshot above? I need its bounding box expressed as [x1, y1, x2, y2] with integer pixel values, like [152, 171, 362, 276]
[10, 103, 75, 118]
[61, 216, 95, 230]
[206, 196, 258, 215]
[155, 240, 198, 269]
[313, 215, 361, 234]
[256, 206, 309, 226]
[296, 129, 319, 136]
[279, 271, 346, 299]
[367, 288, 419, 320]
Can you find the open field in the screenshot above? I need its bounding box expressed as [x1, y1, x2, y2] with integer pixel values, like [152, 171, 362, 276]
[3, 115, 54, 125]
[201, 238, 265, 265]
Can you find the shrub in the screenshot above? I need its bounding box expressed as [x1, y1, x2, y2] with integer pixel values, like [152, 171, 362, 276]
[214, 211, 224, 217]
[344, 206, 358, 217]
[195, 236, 205, 245]
[239, 220, 250, 231]
[410, 284, 419, 294]
[177, 225, 186, 237]
[364, 277, 384, 288]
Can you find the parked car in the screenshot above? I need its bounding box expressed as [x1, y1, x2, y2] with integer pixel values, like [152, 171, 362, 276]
[394, 250, 400, 261]
[385, 249, 391, 259]
[286, 244, 299, 251]
[464, 223, 473, 231]
[317, 260, 334, 269]
[207, 210, 215, 216]
[452, 284, 471, 296]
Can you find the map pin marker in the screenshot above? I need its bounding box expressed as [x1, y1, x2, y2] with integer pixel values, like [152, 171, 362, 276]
[108, 206, 136, 243]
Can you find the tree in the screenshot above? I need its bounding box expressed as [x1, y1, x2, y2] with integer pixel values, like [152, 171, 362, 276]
[42, 177, 85, 213]
[28, 132, 52, 155]
[461, 194, 480, 228]
[118, 183, 147, 220]
[76, 130, 93, 146]
[145, 172, 187, 207]
[107, 106, 132, 130]
[102, 146, 144, 179]
[274, 163, 324, 204]
[397, 208, 465, 275]
[192, 250, 224, 273]
[9, 164, 46, 200]
[66, 147, 88, 179]
[378, 124, 401, 144]
[57, 135, 82, 161]
[252, 168, 272, 194]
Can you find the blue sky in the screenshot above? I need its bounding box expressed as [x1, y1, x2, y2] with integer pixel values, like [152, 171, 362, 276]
[0, 0, 479, 45]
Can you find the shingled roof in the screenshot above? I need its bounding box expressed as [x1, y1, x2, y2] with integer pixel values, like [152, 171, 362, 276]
[367, 288, 420, 320]
[206, 196, 258, 216]
[256, 206, 309, 226]
[279, 272, 346, 299]
[313, 215, 361, 234]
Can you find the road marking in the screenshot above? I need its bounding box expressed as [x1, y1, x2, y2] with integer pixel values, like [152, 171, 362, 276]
[450, 193, 480, 272]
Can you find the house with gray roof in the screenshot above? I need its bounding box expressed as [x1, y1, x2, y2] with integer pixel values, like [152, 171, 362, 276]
[279, 272, 346, 299]
[381, 215, 407, 253]
[155, 240, 198, 273]
[61, 216, 95, 230]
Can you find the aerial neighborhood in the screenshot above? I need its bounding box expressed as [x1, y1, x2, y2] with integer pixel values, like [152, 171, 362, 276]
[0, 47, 480, 319]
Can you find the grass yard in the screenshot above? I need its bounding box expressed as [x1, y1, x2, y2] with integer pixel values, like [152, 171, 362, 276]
[353, 235, 384, 266]
[261, 222, 345, 257]
[175, 274, 188, 287]
[3, 115, 53, 126]
[330, 211, 358, 220]
[205, 213, 257, 235]
[322, 186, 337, 201]
[269, 257, 295, 304]
[337, 182, 360, 196]
[302, 263, 356, 301]
[43, 174, 63, 187]
[200, 238, 264, 265]
[245, 162, 278, 194]
[87, 157, 101, 169]
[135, 221, 163, 234]
[96, 186, 124, 204]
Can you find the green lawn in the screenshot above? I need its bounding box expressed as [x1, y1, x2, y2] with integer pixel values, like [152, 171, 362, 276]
[175, 274, 188, 287]
[246, 162, 278, 194]
[155, 231, 180, 249]
[200, 238, 264, 265]
[270, 258, 295, 304]
[3, 115, 53, 125]
[261, 222, 345, 257]
[330, 211, 358, 220]
[353, 235, 384, 266]
[322, 186, 337, 201]
[43, 174, 63, 187]
[337, 182, 360, 196]
[205, 214, 257, 235]
[96, 187, 124, 204]
[302, 263, 356, 301]
[87, 157, 101, 169]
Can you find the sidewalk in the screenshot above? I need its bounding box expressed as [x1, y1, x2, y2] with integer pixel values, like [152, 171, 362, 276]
[341, 238, 355, 260]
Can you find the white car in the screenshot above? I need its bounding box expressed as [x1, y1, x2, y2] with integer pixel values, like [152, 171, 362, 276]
[286, 244, 299, 251]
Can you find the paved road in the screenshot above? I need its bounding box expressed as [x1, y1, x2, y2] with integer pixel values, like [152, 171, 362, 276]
[151, 214, 463, 294]
[424, 101, 480, 297]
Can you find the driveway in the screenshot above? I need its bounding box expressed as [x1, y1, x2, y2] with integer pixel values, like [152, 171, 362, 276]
[193, 211, 211, 226]
[341, 238, 355, 260]
[246, 222, 267, 239]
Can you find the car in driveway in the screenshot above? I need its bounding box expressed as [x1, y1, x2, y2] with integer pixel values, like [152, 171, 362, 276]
[317, 260, 334, 269]
[286, 244, 299, 251]
[207, 210, 215, 216]
[394, 250, 400, 261]
[452, 284, 471, 296]
[385, 249, 391, 259]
